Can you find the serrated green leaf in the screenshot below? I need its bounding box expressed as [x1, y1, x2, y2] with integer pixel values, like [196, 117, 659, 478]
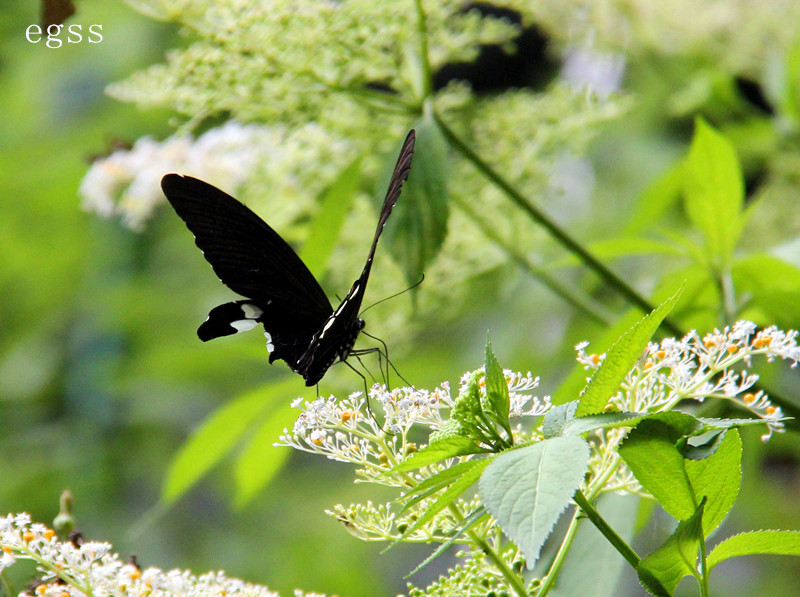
[233, 395, 298, 508]
[683, 118, 744, 266]
[708, 530, 800, 571]
[645, 411, 704, 438]
[300, 157, 361, 279]
[479, 437, 590, 567]
[542, 401, 579, 438]
[484, 338, 511, 437]
[619, 419, 696, 521]
[396, 458, 491, 543]
[392, 436, 485, 472]
[576, 288, 682, 416]
[380, 114, 448, 286]
[163, 383, 287, 504]
[685, 429, 742, 536]
[400, 457, 491, 508]
[638, 499, 706, 596]
[561, 412, 649, 437]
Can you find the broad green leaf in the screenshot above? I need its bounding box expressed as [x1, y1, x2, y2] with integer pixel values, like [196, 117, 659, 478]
[733, 254, 800, 328]
[163, 383, 289, 504]
[479, 437, 590, 567]
[550, 493, 639, 597]
[682, 118, 744, 266]
[543, 401, 647, 437]
[681, 430, 725, 461]
[561, 412, 649, 437]
[627, 161, 684, 236]
[542, 401, 579, 438]
[233, 395, 298, 508]
[708, 530, 800, 571]
[576, 288, 682, 416]
[638, 499, 706, 596]
[685, 429, 742, 536]
[484, 338, 510, 437]
[619, 419, 696, 521]
[392, 436, 485, 472]
[645, 411, 704, 438]
[300, 157, 361, 279]
[380, 114, 449, 286]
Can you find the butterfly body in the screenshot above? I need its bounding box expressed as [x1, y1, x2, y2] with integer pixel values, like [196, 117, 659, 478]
[161, 130, 415, 386]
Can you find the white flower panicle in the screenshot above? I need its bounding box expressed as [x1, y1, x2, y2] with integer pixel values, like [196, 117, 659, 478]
[79, 121, 350, 230]
[0, 513, 279, 596]
[576, 321, 795, 440]
[277, 369, 551, 482]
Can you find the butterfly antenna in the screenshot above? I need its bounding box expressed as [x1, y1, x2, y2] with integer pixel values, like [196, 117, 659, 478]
[359, 274, 425, 315]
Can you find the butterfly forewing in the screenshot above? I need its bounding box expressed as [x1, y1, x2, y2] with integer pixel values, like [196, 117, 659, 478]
[295, 130, 416, 385]
[162, 174, 332, 317]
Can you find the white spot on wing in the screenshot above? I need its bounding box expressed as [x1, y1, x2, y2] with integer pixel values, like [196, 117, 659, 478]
[242, 303, 263, 319]
[231, 320, 258, 332]
[264, 331, 275, 353]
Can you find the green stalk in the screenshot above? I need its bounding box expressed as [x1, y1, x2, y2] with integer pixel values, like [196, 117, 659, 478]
[446, 503, 529, 597]
[452, 193, 615, 325]
[433, 112, 684, 338]
[573, 490, 640, 568]
[536, 506, 583, 597]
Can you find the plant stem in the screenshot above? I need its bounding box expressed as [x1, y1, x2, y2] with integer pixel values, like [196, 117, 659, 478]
[433, 112, 684, 338]
[451, 193, 615, 324]
[573, 490, 640, 568]
[536, 506, 583, 597]
[446, 503, 529, 597]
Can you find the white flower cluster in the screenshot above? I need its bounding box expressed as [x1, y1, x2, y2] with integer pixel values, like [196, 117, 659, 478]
[0, 513, 278, 597]
[277, 370, 551, 484]
[79, 121, 350, 230]
[576, 321, 796, 440]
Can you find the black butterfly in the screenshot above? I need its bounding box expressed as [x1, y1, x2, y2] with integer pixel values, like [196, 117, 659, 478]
[161, 129, 415, 386]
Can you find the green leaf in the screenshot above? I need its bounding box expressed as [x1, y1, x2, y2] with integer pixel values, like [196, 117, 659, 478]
[479, 437, 590, 567]
[380, 114, 449, 286]
[300, 157, 361, 279]
[233, 396, 298, 508]
[392, 436, 485, 472]
[627, 161, 684, 236]
[685, 429, 742, 536]
[543, 401, 649, 438]
[682, 118, 744, 266]
[163, 383, 289, 504]
[576, 288, 682, 416]
[400, 457, 491, 508]
[638, 499, 706, 596]
[708, 530, 800, 571]
[396, 458, 491, 543]
[542, 401, 579, 438]
[484, 338, 511, 437]
[733, 254, 800, 328]
[619, 419, 696, 521]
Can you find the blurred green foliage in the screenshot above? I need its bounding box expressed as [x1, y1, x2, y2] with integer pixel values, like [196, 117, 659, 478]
[2, 1, 800, 596]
